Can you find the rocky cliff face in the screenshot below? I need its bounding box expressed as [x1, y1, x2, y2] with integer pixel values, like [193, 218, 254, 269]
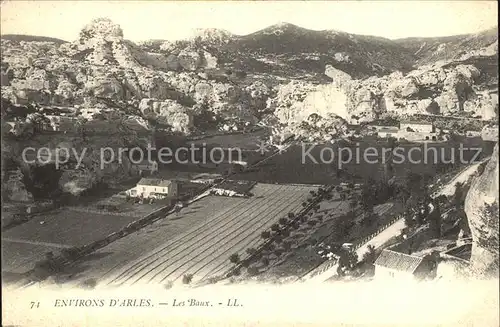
[1, 18, 266, 134]
[464, 143, 499, 277]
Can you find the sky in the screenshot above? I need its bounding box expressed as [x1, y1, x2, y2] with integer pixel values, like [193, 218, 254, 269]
[1, 1, 498, 42]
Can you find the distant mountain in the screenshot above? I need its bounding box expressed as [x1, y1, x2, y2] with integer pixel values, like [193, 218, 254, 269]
[395, 26, 498, 65]
[142, 23, 418, 80]
[1, 34, 68, 45]
[140, 23, 498, 81]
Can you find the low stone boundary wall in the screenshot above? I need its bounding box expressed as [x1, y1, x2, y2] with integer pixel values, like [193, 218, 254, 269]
[300, 214, 403, 280]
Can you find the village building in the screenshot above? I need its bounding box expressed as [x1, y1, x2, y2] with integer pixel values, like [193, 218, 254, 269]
[374, 249, 437, 281]
[209, 180, 256, 197]
[43, 115, 78, 132]
[376, 126, 400, 138]
[400, 119, 434, 133]
[127, 178, 178, 199]
[465, 130, 481, 138]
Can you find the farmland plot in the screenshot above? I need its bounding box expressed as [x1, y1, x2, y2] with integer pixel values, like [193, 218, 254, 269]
[93, 183, 317, 287]
[2, 209, 139, 248]
[1, 209, 140, 274]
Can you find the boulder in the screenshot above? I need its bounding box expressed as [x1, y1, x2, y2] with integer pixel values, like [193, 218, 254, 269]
[139, 98, 193, 133]
[177, 49, 202, 71]
[324, 65, 352, 88]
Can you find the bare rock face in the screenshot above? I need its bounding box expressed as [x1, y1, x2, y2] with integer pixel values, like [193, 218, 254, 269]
[139, 98, 193, 133]
[481, 124, 499, 141]
[324, 64, 353, 88]
[464, 143, 499, 277]
[177, 49, 202, 71]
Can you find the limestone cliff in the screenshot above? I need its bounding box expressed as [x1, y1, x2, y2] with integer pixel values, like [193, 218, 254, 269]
[464, 143, 499, 276]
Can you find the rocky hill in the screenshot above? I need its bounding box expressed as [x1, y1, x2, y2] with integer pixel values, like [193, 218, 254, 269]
[1, 18, 498, 196]
[141, 22, 417, 80]
[395, 27, 498, 66]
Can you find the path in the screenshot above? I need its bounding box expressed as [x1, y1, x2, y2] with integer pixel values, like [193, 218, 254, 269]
[304, 218, 405, 283]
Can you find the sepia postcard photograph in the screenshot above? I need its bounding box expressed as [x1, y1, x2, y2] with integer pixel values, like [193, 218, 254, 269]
[1, 1, 499, 326]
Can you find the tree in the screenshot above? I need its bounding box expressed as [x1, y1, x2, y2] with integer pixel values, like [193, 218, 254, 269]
[229, 253, 240, 264]
[260, 257, 270, 267]
[404, 214, 416, 228]
[272, 235, 283, 244]
[288, 212, 295, 219]
[363, 211, 377, 226]
[182, 274, 193, 284]
[271, 224, 280, 232]
[278, 217, 288, 226]
[261, 231, 271, 239]
[428, 201, 442, 238]
[247, 266, 259, 276]
[362, 245, 377, 265]
[338, 249, 358, 274]
[454, 182, 464, 206]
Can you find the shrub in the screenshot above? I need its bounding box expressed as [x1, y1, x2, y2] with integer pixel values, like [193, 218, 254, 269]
[232, 267, 241, 276]
[61, 247, 82, 260]
[265, 243, 276, 251]
[281, 229, 290, 237]
[247, 266, 259, 276]
[164, 281, 174, 289]
[261, 257, 270, 266]
[182, 274, 193, 284]
[229, 253, 240, 264]
[288, 212, 295, 219]
[271, 224, 280, 232]
[278, 217, 288, 225]
[261, 231, 271, 239]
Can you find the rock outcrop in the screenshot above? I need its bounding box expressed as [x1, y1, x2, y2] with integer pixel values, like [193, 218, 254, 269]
[464, 143, 499, 277]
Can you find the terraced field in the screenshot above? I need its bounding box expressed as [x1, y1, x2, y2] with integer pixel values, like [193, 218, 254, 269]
[75, 183, 318, 287]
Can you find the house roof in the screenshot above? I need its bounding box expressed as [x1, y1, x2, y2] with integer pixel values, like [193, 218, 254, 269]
[137, 178, 173, 187]
[374, 249, 425, 273]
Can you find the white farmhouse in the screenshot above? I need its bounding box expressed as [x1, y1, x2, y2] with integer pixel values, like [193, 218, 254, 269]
[128, 178, 178, 199]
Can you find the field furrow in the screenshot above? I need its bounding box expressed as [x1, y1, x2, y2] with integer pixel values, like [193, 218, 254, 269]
[120, 184, 289, 285]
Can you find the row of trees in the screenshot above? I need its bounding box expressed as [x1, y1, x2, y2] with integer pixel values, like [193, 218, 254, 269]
[227, 186, 333, 277]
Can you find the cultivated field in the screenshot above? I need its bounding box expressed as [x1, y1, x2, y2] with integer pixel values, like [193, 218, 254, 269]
[1, 209, 139, 274]
[66, 183, 318, 287]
